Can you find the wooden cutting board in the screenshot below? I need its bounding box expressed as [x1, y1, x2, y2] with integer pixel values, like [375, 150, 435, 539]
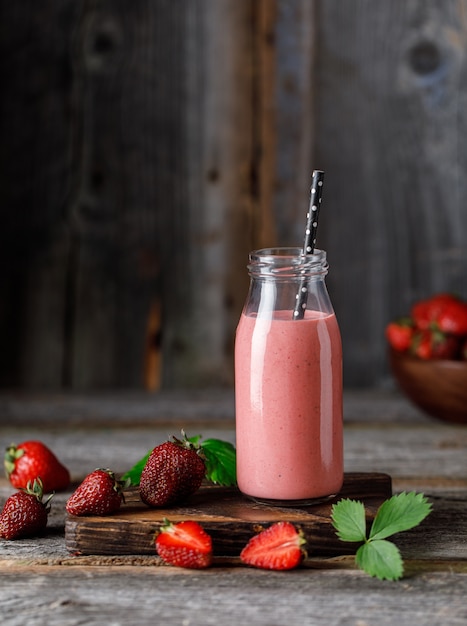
[65, 472, 392, 557]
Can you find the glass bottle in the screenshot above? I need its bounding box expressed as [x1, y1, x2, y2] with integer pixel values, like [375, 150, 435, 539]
[235, 247, 343, 505]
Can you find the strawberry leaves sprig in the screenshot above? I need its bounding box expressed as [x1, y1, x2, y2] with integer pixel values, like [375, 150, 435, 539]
[331, 492, 432, 580]
[121, 451, 151, 487]
[122, 432, 237, 488]
[187, 435, 236, 487]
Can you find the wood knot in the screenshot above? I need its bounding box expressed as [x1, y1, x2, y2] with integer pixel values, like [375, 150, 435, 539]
[409, 41, 441, 75]
[84, 17, 123, 71]
[93, 30, 116, 55]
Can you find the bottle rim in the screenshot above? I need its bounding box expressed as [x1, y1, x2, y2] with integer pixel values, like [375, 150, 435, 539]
[250, 247, 325, 261]
[248, 247, 328, 277]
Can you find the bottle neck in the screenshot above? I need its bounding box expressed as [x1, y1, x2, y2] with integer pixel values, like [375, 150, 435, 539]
[248, 247, 328, 280]
[243, 247, 333, 318]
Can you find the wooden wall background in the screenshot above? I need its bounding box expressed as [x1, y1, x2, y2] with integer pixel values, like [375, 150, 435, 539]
[1, 0, 466, 390]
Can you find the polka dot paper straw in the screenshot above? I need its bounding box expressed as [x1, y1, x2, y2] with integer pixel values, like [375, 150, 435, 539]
[293, 170, 324, 320]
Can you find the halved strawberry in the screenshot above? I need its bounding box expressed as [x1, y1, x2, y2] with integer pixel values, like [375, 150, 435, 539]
[240, 521, 306, 571]
[155, 519, 213, 569]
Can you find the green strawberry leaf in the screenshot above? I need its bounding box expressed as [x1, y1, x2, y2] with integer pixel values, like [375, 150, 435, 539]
[199, 438, 237, 487]
[331, 498, 367, 543]
[355, 539, 404, 581]
[369, 492, 432, 541]
[121, 451, 151, 486]
[332, 492, 431, 581]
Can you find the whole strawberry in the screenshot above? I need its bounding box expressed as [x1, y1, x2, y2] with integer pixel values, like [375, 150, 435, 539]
[5, 440, 70, 493]
[155, 518, 213, 569]
[411, 328, 459, 360]
[66, 469, 126, 517]
[0, 479, 52, 540]
[140, 433, 206, 507]
[385, 318, 414, 352]
[412, 293, 467, 336]
[411, 293, 455, 330]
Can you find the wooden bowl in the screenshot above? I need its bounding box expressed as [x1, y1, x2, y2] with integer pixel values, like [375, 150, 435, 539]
[389, 349, 467, 424]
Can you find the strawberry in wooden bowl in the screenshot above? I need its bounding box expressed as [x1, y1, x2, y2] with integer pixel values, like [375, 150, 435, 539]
[386, 293, 467, 424]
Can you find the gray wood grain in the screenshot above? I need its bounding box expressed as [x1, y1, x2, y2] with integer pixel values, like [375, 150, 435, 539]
[0, 1, 259, 390]
[1, 1, 467, 397]
[0, 391, 466, 625]
[0, 388, 436, 427]
[0, 565, 466, 626]
[313, 0, 467, 385]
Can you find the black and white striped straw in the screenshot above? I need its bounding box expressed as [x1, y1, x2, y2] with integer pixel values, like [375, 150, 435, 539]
[293, 170, 325, 320]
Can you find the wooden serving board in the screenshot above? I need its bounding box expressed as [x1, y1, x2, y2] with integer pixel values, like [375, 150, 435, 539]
[65, 472, 391, 557]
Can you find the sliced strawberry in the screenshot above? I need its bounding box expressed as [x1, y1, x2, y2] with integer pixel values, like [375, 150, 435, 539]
[385, 318, 414, 352]
[155, 519, 213, 569]
[240, 521, 306, 571]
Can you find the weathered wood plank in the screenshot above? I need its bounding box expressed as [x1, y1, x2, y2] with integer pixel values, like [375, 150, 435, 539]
[273, 0, 316, 246]
[2, 2, 467, 391]
[0, 566, 466, 626]
[171, 0, 258, 387]
[0, 392, 465, 625]
[0, 1, 266, 390]
[64, 474, 392, 556]
[0, 1, 81, 388]
[0, 425, 465, 563]
[67, 0, 187, 389]
[313, 0, 467, 385]
[0, 391, 466, 484]
[0, 388, 437, 428]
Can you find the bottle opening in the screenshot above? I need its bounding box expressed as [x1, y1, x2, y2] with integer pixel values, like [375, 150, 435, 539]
[248, 247, 328, 278]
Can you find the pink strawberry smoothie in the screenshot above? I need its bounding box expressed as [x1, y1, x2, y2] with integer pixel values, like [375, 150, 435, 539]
[235, 309, 343, 503]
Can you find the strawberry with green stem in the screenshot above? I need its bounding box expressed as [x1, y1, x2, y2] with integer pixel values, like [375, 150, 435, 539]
[412, 293, 467, 336]
[0, 479, 53, 540]
[385, 318, 414, 352]
[139, 433, 207, 507]
[124, 430, 236, 507]
[4, 440, 70, 493]
[411, 328, 459, 360]
[66, 469, 128, 516]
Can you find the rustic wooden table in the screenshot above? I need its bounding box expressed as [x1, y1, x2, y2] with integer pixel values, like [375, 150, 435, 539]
[0, 389, 466, 626]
